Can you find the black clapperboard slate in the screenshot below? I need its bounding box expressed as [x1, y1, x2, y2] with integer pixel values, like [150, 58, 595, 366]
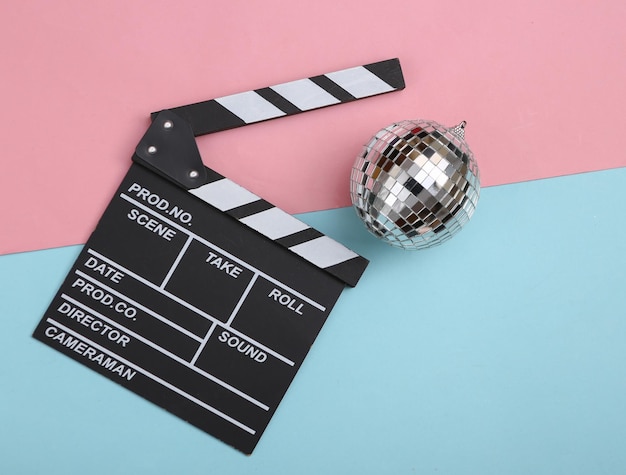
[33, 59, 405, 454]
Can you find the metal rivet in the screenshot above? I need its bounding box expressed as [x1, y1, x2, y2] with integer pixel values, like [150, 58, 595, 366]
[163, 120, 173, 130]
[188, 170, 199, 179]
[147, 145, 157, 155]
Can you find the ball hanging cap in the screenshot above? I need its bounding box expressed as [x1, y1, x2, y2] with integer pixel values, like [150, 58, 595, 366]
[451, 120, 467, 139]
[349, 119, 480, 250]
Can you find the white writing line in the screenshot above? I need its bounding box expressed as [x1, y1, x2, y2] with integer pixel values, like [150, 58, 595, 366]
[86, 248, 295, 367]
[61, 294, 269, 411]
[46, 318, 256, 435]
[227, 274, 258, 327]
[120, 193, 326, 312]
[161, 234, 193, 289]
[191, 322, 217, 366]
[74, 269, 202, 343]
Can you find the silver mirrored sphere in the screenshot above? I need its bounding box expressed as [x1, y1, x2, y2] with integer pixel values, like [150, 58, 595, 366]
[350, 119, 480, 250]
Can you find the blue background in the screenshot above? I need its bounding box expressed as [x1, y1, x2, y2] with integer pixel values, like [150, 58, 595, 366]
[2, 167, 626, 474]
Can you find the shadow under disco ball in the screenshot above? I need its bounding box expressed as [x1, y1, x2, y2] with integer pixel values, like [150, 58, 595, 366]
[349, 119, 480, 250]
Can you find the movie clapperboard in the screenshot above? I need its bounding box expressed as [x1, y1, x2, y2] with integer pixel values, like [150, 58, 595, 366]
[33, 59, 405, 454]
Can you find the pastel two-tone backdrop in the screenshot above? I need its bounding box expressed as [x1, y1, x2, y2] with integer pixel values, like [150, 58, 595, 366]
[1, 1, 625, 473]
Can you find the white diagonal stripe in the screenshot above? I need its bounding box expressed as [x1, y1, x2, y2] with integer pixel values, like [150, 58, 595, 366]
[215, 91, 286, 123]
[326, 66, 395, 98]
[190, 179, 260, 211]
[271, 79, 340, 111]
[240, 207, 310, 240]
[289, 236, 358, 269]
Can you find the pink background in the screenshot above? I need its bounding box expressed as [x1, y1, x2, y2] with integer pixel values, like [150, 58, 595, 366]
[2, 0, 625, 255]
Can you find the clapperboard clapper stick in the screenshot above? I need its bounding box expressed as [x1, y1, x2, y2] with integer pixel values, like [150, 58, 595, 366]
[33, 59, 405, 454]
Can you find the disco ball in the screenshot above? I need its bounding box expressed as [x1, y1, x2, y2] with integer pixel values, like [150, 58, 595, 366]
[349, 119, 480, 250]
